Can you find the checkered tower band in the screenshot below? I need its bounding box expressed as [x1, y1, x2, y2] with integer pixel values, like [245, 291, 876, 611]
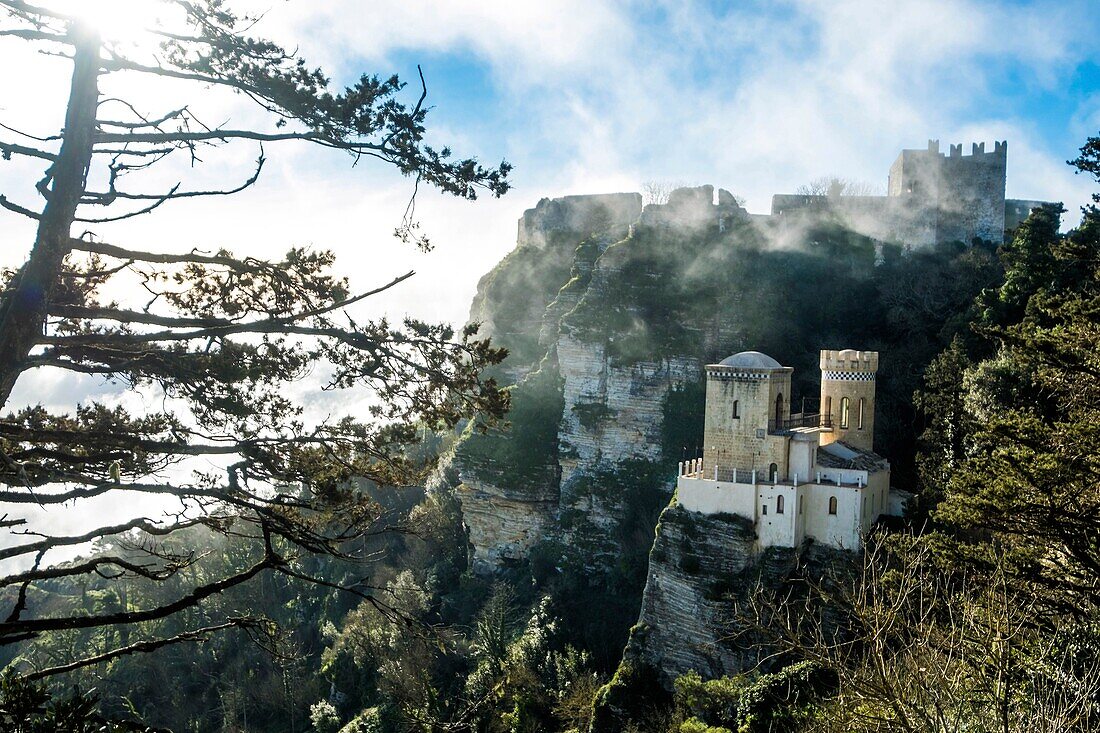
[822, 370, 876, 382]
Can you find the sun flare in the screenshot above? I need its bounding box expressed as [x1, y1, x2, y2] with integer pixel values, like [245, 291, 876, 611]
[45, 0, 173, 45]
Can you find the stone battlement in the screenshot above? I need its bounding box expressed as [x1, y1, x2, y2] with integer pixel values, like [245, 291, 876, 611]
[945, 140, 1007, 158]
[820, 349, 878, 373]
[922, 138, 1007, 159]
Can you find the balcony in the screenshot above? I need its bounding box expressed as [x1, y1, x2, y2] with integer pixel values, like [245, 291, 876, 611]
[768, 412, 832, 435]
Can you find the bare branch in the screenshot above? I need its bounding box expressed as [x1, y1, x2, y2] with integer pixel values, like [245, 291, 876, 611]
[80, 152, 265, 205]
[0, 193, 40, 219]
[0, 516, 207, 562]
[1, 554, 190, 587]
[0, 554, 275, 641]
[0, 140, 56, 161]
[20, 617, 265, 681]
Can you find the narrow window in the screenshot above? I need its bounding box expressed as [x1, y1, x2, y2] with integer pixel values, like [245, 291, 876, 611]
[858, 398, 865, 430]
[769, 463, 778, 482]
[775, 393, 784, 426]
[840, 397, 850, 429]
[828, 496, 838, 515]
[799, 495, 804, 514]
[732, 399, 739, 419]
[762, 504, 768, 516]
[776, 495, 785, 514]
[824, 396, 832, 427]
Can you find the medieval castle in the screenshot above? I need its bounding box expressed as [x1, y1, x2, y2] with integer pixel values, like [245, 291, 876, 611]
[676, 349, 906, 551]
[515, 139, 1053, 251]
[769, 139, 1049, 248]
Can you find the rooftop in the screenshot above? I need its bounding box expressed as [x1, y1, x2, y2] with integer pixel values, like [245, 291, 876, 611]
[816, 441, 889, 472]
[717, 351, 783, 369]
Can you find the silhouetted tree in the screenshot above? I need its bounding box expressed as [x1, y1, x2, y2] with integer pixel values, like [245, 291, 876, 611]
[0, 0, 510, 679]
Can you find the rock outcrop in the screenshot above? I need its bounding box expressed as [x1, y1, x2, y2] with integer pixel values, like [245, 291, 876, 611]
[450, 188, 740, 574]
[622, 501, 855, 682]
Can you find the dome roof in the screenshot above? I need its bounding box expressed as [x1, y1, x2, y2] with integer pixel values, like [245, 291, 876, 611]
[718, 351, 783, 369]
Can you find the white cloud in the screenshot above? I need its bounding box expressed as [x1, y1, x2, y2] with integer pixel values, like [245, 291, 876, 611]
[2, 0, 1099, 549]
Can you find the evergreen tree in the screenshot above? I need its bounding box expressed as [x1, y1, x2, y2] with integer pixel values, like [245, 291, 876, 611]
[0, 0, 509, 682]
[926, 134, 1100, 613]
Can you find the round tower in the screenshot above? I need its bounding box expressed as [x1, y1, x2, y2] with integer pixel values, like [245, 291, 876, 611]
[702, 351, 792, 479]
[819, 349, 878, 452]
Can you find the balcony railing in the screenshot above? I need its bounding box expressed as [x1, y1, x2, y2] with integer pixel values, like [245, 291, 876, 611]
[768, 412, 832, 434]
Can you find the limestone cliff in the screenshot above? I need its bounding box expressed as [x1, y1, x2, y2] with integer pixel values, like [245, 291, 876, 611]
[449, 187, 741, 573]
[623, 501, 855, 682]
[434, 179, 992, 689]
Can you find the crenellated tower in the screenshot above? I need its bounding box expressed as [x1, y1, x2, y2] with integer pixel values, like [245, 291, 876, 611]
[819, 349, 878, 452]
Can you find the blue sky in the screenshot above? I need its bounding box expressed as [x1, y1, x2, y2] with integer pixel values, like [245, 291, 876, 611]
[3, 0, 1100, 347]
[308, 0, 1100, 215]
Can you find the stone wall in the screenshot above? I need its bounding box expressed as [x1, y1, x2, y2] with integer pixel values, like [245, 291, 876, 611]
[770, 140, 1049, 249]
[701, 368, 792, 479]
[518, 193, 642, 250]
[936, 142, 1007, 244]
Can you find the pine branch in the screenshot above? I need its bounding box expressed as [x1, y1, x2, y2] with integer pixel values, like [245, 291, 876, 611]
[20, 617, 266, 681]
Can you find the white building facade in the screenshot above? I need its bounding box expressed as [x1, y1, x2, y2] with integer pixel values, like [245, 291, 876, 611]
[676, 350, 906, 552]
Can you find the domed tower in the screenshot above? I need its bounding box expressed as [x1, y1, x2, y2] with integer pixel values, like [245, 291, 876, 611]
[819, 349, 878, 451]
[702, 351, 793, 480]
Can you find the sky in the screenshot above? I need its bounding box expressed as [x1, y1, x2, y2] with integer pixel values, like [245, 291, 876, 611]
[2, 1, 1098, 332]
[0, 0, 1098, 554]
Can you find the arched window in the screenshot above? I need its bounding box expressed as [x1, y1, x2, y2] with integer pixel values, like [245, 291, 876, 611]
[775, 393, 784, 426]
[732, 400, 739, 419]
[828, 496, 838, 515]
[776, 494, 785, 514]
[824, 396, 832, 426]
[769, 463, 778, 482]
[840, 397, 850, 429]
[858, 398, 865, 430]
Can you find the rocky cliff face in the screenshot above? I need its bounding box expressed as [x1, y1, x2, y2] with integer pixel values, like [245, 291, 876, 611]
[449, 187, 741, 573]
[623, 502, 855, 682]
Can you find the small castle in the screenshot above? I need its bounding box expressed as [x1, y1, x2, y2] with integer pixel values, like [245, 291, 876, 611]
[770, 140, 1050, 248]
[676, 349, 907, 551]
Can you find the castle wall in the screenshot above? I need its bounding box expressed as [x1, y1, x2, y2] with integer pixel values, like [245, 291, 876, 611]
[677, 476, 756, 517]
[770, 140, 1039, 249]
[888, 145, 943, 199]
[936, 142, 1006, 244]
[866, 469, 890, 525]
[802, 482, 864, 551]
[788, 436, 815, 483]
[755, 482, 798, 547]
[517, 193, 642, 250]
[1005, 199, 1049, 232]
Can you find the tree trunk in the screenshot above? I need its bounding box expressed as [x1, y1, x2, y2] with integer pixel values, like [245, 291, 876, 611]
[0, 24, 101, 408]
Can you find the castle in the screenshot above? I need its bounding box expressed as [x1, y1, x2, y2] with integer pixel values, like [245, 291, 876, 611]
[515, 140, 1053, 253]
[770, 140, 1050, 248]
[676, 349, 907, 551]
